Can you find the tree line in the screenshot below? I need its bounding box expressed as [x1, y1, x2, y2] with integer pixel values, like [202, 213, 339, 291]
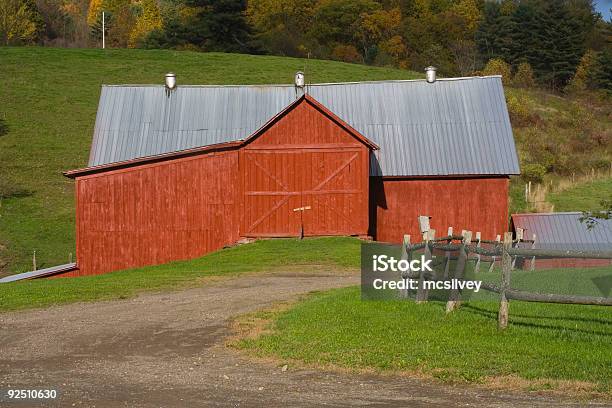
[1, 0, 610, 91]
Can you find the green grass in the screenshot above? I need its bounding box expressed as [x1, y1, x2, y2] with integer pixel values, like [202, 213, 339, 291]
[0, 236, 360, 312]
[0, 47, 418, 275]
[236, 266, 612, 395]
[548, 178, 612, 212]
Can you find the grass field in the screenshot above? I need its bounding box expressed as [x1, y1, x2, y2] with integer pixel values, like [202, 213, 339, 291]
[0, 47, 418, 275]
[548, 178, 612, 212]
[235, 266, 612, 397]
[0, 237, 360, 312]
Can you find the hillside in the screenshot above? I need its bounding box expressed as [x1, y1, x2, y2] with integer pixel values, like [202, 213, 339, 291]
[0, 47, 418, 275]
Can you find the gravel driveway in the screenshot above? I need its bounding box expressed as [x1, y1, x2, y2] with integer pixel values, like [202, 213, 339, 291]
[0, 271, 604, 407]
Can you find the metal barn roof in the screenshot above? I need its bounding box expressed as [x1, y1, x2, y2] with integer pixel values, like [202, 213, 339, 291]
[88, 76, 520, 177]
[0, 263, 77, 283]
[511, 212, 612, 251]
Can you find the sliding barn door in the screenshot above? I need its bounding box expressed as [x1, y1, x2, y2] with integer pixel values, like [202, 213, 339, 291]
[241, 148, 367, 237]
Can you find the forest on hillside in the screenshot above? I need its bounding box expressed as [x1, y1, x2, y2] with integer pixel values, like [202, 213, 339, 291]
[2, 0, 611, 92]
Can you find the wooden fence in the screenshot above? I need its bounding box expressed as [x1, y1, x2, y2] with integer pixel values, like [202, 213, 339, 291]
[400, 229, 612, 330]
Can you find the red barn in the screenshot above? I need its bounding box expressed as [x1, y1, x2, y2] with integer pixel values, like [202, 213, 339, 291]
[61, 74, 519, 277]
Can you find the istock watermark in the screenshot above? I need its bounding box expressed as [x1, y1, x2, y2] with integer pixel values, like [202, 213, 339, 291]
[361, 242, 486, 301]
[372, 254, 433, 273]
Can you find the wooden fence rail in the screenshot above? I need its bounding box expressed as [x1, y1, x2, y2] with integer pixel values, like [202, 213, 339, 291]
[401, 223, 612, 330]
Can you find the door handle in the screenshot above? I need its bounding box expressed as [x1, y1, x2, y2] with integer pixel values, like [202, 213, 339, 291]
[292, 206, 312, 212]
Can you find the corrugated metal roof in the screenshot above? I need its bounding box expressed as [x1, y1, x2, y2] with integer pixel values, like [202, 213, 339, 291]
[512, 212, 612, 251]
[0, 263, 77, 283]
[88, 76, 520, 176]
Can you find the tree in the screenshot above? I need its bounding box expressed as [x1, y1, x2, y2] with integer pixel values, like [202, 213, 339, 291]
[566, 49, 598, 92]
[513, 62, 536, 87]
[580, 200, 612, 229]
[0, 0, 40, 45]
[331, 44, 362, 63]
[594, 47, 612, 91]
[183, 0, 257, 52]
[87, 0, 104, 26]
[534, 1, 584, 90]
[308, 0, 380, 59]
[477, 0, 592, 89]
[247, 0, 316, 56]
[129, 0, 162, 48]
[106, 3, 135, 47]
[449, 0, 481, 34]
[482, 58, 511, 84]
[450, 39, 478, 76]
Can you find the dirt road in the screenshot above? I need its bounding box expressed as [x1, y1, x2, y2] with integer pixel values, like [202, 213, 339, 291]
[0, 271, 603, 407]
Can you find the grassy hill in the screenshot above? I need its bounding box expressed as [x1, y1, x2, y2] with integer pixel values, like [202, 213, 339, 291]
[0, 47, 418, 275]
[548, 178, 612, 212]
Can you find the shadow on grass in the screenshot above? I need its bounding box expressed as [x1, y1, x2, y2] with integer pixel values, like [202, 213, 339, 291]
[0, 180, 33, 199]
[462, 303, 612, 337]
[0, 118, 7, 137]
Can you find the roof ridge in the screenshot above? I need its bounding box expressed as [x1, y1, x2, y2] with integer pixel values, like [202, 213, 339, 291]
[101, 75, 502, 88]
[512, 212, 585, 216]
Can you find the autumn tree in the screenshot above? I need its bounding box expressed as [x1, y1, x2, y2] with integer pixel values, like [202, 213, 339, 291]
[0, 0, 41, 45]
[247, 0, 316, 56]
[87, 0, 104, 26]
[513, 62, 536, 87]
[565, 49, 598, 93]
[482, 58, 512, 84]
[308, 0, 380, 60]
[129, 0, 162, 47]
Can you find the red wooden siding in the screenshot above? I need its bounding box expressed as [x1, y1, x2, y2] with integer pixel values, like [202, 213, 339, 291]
[69, 97, 372, 277]
[74, 151, 239, 276]
[241, 101, 370, 238]
[372, 177, 509, 243]
[521, 258, 612, 269]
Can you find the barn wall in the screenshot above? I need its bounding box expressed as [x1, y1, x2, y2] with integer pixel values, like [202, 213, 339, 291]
[241, 101, 370, 237]
[372, 177, 509, 243]
[523, 258, 612, 270]
[74, 150, 240, 276]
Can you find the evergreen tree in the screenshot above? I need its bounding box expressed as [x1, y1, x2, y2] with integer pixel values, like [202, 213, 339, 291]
[475, 1, 500, 60]
[535, 0, 584, 89]
[183, 0, 257, 52]
[594, 47, 612, 91]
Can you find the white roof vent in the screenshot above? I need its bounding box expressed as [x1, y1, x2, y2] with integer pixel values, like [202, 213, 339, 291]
[425, 66, 437, 83]
[295, 71, 305, 88]
[165, 72, 176, 90]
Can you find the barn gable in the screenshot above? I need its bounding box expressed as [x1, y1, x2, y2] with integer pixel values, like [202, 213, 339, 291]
[244, 95, 378, 149]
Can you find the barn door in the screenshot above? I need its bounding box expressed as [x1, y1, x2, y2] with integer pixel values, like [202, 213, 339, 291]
[241, 148, 366, 238]
[241, 150, 303, 237]
[300, 149, 363, 236]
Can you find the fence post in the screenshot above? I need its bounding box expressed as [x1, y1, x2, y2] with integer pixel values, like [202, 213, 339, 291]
[400, 234, 411, 299]
[417, 230, 434, 303]
[33, 250, 37, 271]
[530, 234, 536, 271]
[498, 232, 513, 330]
[446, 231, 471, 313]
[444, 227, 453, 279]
[512, 228, 523, 270]
[488, 234, 501, 273]
[474, 231, 481, 273]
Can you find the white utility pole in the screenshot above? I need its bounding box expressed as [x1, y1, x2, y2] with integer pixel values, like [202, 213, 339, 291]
[102, 12, 106, 49]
